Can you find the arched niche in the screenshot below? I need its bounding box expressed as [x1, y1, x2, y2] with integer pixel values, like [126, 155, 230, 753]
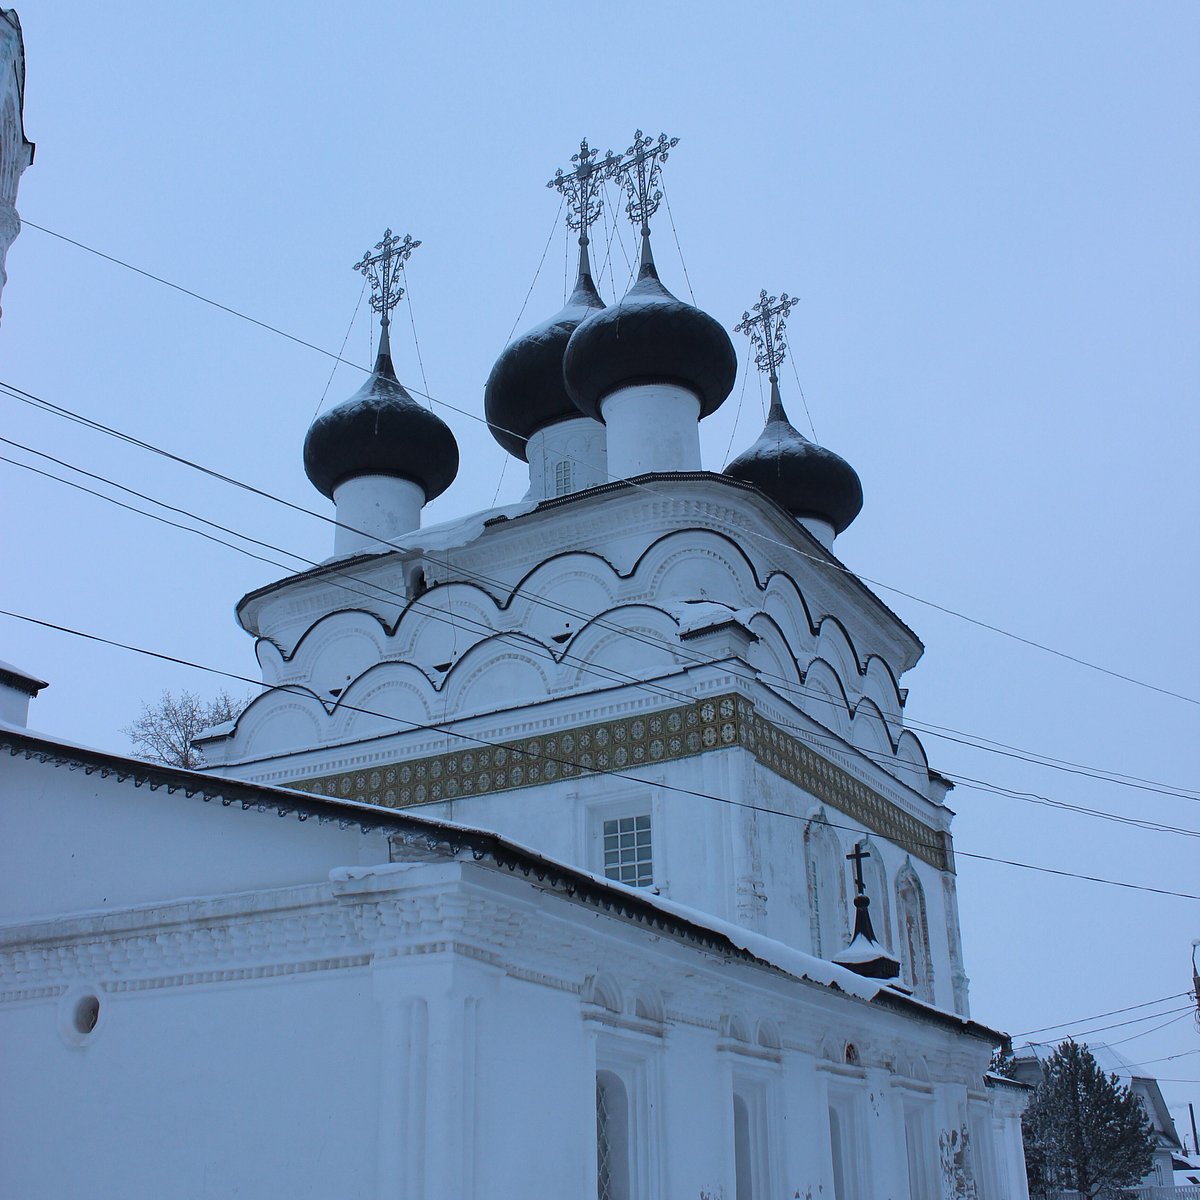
[895, 858, 935, 1003]
[804, 810, 848, 958]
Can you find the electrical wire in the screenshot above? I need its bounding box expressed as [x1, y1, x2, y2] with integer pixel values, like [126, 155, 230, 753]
[13, 426, 1195, 849]
[1103, 1009, 1195, 1048]
[2, 403, 1197, 807]
[10, 440, 1200, 872]
[2, 605, 1199, 903]
[1013, 991, 1192, 1037]
[15, 219, 1200, 709]
[1024, 1004, 1196, 1046]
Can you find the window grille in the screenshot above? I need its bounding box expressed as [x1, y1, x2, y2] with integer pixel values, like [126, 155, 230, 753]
[597, 1077, 614, 1200]
[602, 815, 652, 888]
[554, 459, 573, 497]
[595, 1070, 630, 1200]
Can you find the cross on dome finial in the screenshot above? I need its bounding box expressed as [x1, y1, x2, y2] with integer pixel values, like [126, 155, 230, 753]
[547, 138, 620, 283]
[548, 138, 619, 246]
[610, 129, 679, 266]
[735, 290, 799, 384]
[353, 228, 421, 335]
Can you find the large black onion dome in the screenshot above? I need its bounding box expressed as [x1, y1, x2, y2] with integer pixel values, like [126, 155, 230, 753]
[484, 272, 605, 461]
[563, 260, 737, 422]
[303, 333, 459, 502]
[725, 382, 863, 534]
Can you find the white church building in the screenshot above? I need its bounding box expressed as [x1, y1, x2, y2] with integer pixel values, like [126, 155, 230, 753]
[1, 131, 1031, 1199]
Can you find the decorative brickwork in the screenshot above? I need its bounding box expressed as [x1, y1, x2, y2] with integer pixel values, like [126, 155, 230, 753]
[287, 693, 949, 869]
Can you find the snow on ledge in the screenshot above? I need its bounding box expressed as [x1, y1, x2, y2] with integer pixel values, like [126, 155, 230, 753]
[331, 852, 884, 1003]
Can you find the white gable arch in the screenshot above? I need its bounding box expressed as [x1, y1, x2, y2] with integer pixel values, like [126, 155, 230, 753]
[237, 689, 327, 757]
[332, 664, 435, 739]
[801, 658, 851, 738]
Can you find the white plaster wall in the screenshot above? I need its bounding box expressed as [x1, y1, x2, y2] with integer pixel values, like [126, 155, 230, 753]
[601, 384, 702, 478]
[0, 971, 379, 1200]
[333, 475, 424, 554]
[0, 755, 387, 922]
[526, 416, 607, 500]
[0, 834, 1018, 1200]
[417, 745, 962, 1012]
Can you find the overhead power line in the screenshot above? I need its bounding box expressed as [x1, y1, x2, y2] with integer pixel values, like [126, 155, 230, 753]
[5, 431, 1200, 859]
[3, 384, 1197, 809]
[3, 605, 1198, 904]
[1023, 1004, 1196, 1045]
[1013, 990, 1192, 1037]
[18, 219, 1199, 710]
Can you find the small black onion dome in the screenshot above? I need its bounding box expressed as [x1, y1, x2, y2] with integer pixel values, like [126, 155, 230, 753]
[303, 332, 459, 502]
[563, 259, 737, 422]
[725, 381, 863, 534]
[484, 272, 605, 461]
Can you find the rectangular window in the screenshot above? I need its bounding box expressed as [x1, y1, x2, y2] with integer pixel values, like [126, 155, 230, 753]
[603, 814, 653, 887]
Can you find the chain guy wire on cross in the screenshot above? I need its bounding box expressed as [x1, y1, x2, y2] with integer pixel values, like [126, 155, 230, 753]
[353, 229, 421, 334]
[736, 290, 799, 384]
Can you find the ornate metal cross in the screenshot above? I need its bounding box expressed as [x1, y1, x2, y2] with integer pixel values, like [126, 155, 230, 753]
[547, 137, 619, 250]
[846, 841, 870, 897]
[353, 228, 421, 332]
[610, 129, 679, 235]
[735, 290, 799, 383]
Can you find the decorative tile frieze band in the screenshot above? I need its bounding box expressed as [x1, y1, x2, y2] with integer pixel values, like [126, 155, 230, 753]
[288, 694, 949, 869]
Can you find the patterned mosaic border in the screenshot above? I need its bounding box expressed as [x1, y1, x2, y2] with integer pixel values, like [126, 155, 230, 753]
[288, 693, 948, 870]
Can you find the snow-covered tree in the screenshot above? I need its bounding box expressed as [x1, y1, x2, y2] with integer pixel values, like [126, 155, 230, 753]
[1021, 1040, 1154, 1199]
[124, 689, 244, 768]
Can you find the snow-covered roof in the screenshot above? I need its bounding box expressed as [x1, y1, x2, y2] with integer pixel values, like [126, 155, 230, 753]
[0, 660, 48, 695]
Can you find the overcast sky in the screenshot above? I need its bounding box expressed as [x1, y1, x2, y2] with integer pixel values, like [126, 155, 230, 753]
[3, 0, 1198, 1139]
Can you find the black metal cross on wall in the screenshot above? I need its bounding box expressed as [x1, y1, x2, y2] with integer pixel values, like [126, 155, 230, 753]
[847, 841, 870, 897]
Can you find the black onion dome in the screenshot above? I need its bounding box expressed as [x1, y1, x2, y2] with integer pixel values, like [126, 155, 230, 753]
[303, 336, 459, 502]
[484, 273, 605, 461]
[725, 383, 863, 534]
[563, 261, 737, 422]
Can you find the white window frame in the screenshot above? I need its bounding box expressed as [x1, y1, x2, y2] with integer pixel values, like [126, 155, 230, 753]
[581, 789, 663, 892]
[729, 1069, 778, 1200]
[900, 1092, 937, 1200]
[826, 1084, 869, 1200]
[594, 1034, 662, 1200]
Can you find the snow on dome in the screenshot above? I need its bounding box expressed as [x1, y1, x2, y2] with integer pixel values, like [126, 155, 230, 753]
[303, 339, 459, 503]
[725, 381, 863, 534]
[562, 260, 737, 422]
[484, 274, 605, 461]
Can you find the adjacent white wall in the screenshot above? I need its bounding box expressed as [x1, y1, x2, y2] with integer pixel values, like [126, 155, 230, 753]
[333, 475, 424, 555]
[601, 384, 702, 478]
[525, 417, 607, 500]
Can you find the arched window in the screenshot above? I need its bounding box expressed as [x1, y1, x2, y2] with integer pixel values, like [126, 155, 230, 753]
[596, 1070, 631, 1200]
[804, 811, 847, 958]
[895, 859, 934, 1003]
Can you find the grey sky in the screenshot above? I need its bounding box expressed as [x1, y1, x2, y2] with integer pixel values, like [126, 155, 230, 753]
[3, 0, 1198, 1132]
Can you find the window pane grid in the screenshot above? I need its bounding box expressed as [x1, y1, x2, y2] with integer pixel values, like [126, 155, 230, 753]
[603, 815, 653, 888]
[597, 1078, 613, 1200]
